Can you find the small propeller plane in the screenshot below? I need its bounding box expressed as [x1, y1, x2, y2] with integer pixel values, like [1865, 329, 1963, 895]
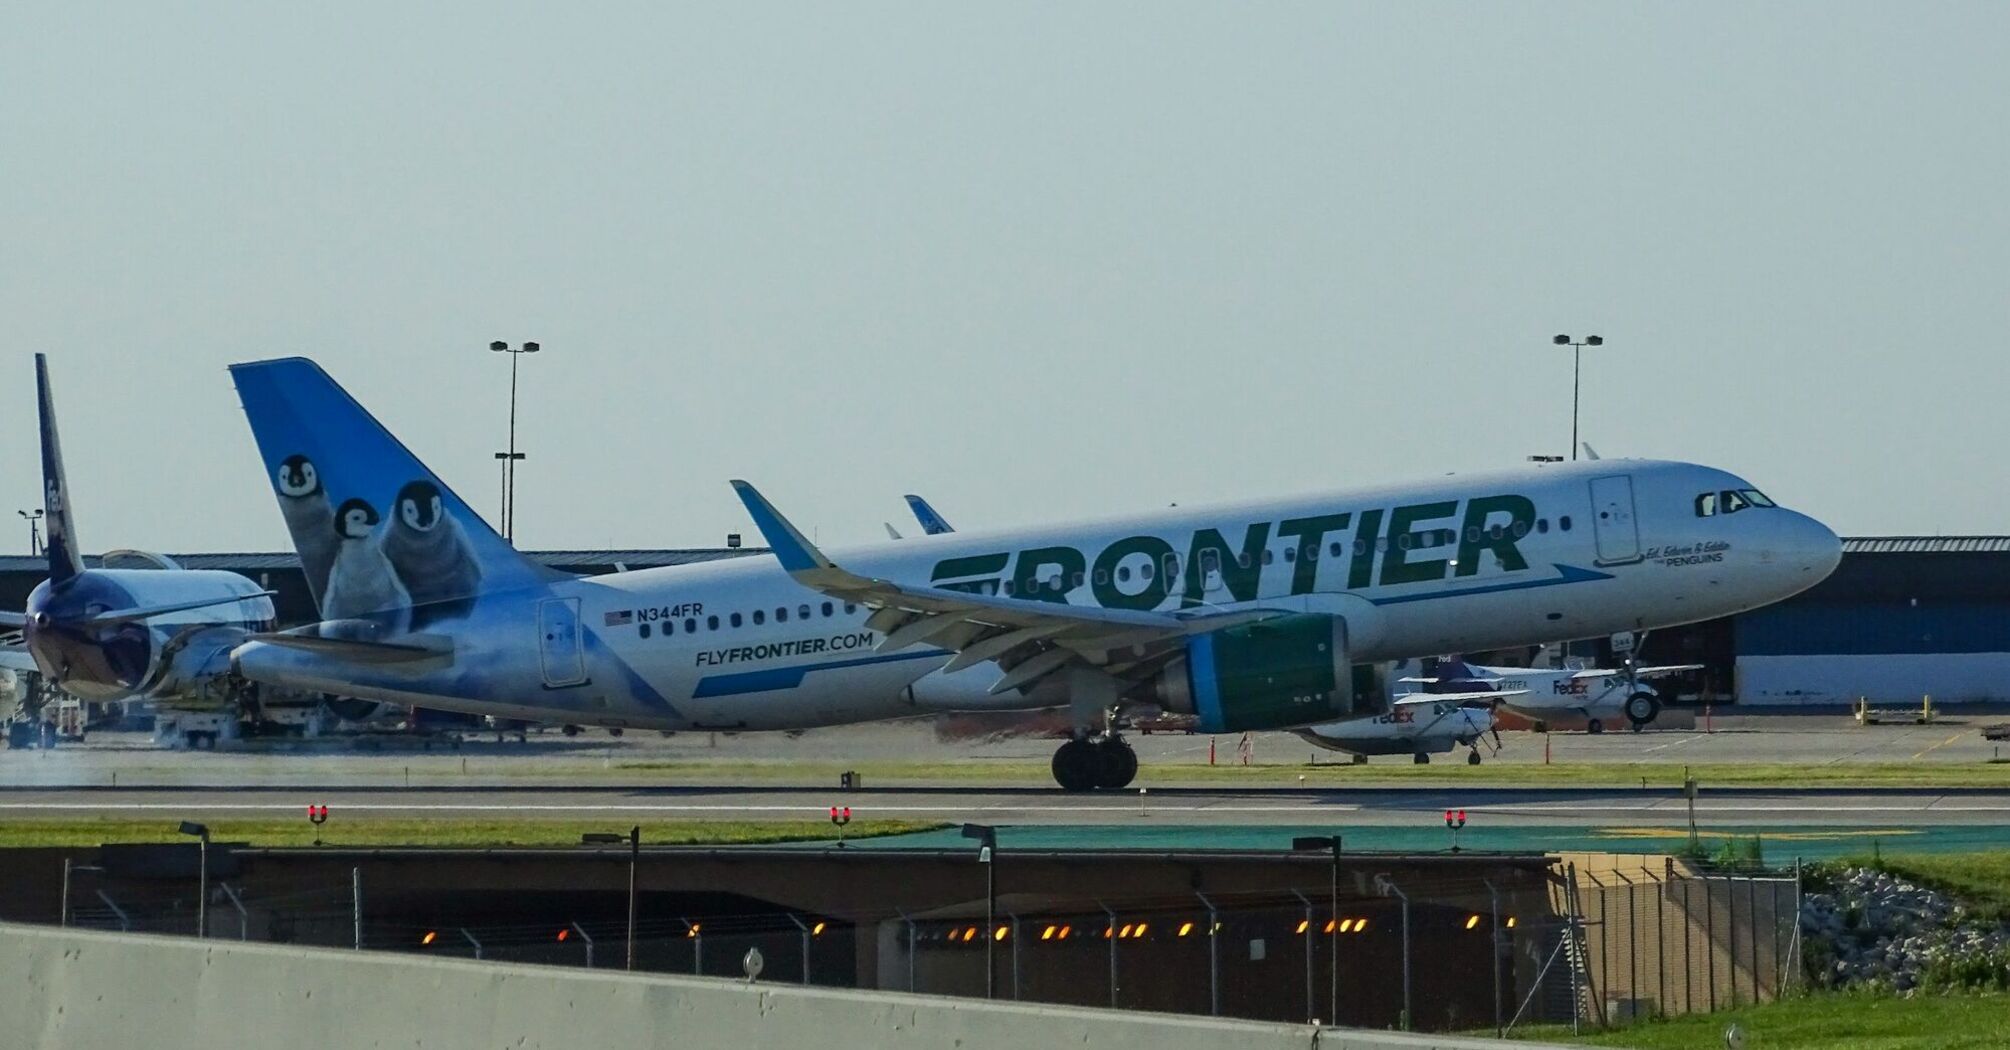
[1404, 655, 1703, 733]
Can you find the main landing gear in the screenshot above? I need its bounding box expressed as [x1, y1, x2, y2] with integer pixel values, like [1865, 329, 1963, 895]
[1052, 735, 1139, 792]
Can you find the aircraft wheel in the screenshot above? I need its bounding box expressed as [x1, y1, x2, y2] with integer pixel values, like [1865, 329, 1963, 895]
[1586, 719, 1605, 735]
[1095, 737, 1139, 790]
[1051, 738, 1102, 791]
[1413, 752, 1430, 765]
[1466, 750, 1482, 766]
[1624, 692, 1661, 728]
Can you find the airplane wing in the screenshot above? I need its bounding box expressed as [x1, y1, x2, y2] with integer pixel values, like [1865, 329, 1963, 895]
[733, 481, 1275, 695]
[0, 640, 35, 673]
[1631, 664, 1706, 677]
[1393, 689, 1528, 706]
[0, 611, 23, 629]
[72, 592, 277, 627]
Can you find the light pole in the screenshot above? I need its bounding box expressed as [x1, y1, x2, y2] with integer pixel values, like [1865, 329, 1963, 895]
[489, 340, 540, 543]
[962, 824, 997, 999]
[584, 827, 641, 970]
[179, 821, 209, 939]
[1551, 334, 1603, 460]
[1293, 834, 1342, 1025]
[18, 509, 43, 556]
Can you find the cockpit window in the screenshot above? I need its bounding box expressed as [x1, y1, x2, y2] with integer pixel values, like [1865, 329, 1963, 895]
[1721, 490, 1750, 514]
[1741, 489, 1776, 508]
[1694, 492, 1718, 517]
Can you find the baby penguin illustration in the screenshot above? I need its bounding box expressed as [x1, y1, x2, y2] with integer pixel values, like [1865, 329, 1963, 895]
[321, 498, 411, 632]
[275, 454, 337, 604]
[382, 479, 482, 627]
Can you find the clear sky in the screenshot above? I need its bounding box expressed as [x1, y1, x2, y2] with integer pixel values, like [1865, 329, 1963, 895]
[4, 3, 2006, 554]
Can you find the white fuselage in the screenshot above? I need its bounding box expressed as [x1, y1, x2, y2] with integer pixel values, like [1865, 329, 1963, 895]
[1295, 700, 1496, 757]
[233, 459, 1841, 732]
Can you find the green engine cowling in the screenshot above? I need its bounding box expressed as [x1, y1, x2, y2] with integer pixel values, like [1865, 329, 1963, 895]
[1152, 613, 1391, 733]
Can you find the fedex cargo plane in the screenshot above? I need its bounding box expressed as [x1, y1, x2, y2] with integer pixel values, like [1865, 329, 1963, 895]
[226, 358, 1840, 789]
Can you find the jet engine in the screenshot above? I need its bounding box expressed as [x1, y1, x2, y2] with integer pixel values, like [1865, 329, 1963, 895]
[1150, 613, 1391, 733]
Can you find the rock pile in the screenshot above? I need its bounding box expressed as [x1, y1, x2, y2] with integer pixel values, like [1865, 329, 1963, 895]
[1800, 867, 2010, 993]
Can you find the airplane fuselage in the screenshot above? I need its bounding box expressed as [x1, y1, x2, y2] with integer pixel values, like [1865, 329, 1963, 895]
[234, 459, 1841, 732]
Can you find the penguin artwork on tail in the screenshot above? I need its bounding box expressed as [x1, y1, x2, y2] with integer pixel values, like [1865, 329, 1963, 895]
[321, 499, 411, 632]
[275, 454, 338, 604]
[382, 479, 482, 628]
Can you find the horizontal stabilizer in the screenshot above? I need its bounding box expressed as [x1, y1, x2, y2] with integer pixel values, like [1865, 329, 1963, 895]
[249, 628, 453, 666]
[75, 592, 277, 627]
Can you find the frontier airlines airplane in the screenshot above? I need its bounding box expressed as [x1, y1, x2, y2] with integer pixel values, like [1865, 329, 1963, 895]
[227, 358, 1841, 789]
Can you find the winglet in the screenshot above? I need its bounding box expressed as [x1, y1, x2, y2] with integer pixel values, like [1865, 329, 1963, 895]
[903, 494, 956, 536]
[730, 481, 835, 575]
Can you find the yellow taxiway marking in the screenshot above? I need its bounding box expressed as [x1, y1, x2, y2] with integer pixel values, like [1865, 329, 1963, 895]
[1912, 732, 1965, 761]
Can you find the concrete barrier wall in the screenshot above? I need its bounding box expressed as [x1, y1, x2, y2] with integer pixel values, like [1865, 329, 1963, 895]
[0, 922, 1578, 1050]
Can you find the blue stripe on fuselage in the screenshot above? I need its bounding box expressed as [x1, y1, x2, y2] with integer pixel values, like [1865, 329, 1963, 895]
[1189, 630, 1225, 733]
[692, 649, 949, 699]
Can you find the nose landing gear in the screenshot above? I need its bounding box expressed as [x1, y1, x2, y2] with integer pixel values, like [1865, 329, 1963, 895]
[1051, 734, 1139, 791]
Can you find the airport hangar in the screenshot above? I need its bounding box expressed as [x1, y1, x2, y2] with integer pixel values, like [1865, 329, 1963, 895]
[3, 536, 2006, 705]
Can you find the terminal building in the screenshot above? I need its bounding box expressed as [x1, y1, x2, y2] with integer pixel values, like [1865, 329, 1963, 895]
[4, 536, 2006, 706]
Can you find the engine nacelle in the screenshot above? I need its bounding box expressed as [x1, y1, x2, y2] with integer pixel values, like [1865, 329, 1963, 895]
[150, 625, 246, 705]
[1152, 614, 1391, 733]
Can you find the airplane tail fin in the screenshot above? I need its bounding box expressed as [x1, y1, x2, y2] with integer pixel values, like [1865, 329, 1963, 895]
[34, 355, 86, 586]
[229, 357, 558, 628]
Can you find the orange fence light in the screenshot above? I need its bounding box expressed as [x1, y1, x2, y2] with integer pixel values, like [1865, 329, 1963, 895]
[557, 929, 570, 942]
[1177, 921, 1195, 937]
[1057, 925, 1072, 940]
[1134, 923, 1149, 938]
[1465, 915, 1481, 931]
[1505, 916, 1517, 929]
[421, 931, 437, 946]
[994, 926, 1008, 942]
[811, 921, 827, 936]
[1294, 919, 1310, 935]
[1323, 919, 1337, 934]
[1040, 925, 1056, 941]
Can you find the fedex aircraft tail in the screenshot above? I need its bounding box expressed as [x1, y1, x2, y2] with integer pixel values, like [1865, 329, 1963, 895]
[35, 354, 86, 586]
[230, 358, 558, 630]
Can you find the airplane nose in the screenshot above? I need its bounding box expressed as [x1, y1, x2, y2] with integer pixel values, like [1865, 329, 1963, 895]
[1786, 511, 1843, 581]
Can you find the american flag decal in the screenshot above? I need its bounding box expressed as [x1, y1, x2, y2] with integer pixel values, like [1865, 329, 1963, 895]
[604, 610, 634, 627]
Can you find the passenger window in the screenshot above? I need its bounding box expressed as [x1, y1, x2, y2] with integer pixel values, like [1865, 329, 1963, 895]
[1695, 493, 1717, 517]
[1095, 569, 1110, 585]
[1536, 519, 1549, 534]
[1328, 541, 1344, 558]
[1237, 551, 1253, 569]
[1164, 554, 1180, 579]
[685, 618, 697, 633]
[1376, 537, 1390, 552]
[707, 615, 720, 630]
[1200, 549, 1221, 576]
[640, 623, 651, 639]
[1071, 571, 1085, 588]
[1003, 580, 1016, 595]
[1354, 538, 1368, 555]
[844, 603, 857, 614]
[1512, 521, 1529, 538]
[1721, 490, 1750, 514]
[1117, 566, 1131, 582]
[1262, 549, 1274, 565]
[1283, 547, 1296, 563]
[1396, 534, 1412, 551]
[1140, 562, 1155, 581]
[821, 602, 833, 617]
[775, 607, 788, 622]
[1560, 516, 1572, 531]
[1466, 526, 1481, 543]
[751, 610, 763, 625]
[1487, 524, 1504, 540]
